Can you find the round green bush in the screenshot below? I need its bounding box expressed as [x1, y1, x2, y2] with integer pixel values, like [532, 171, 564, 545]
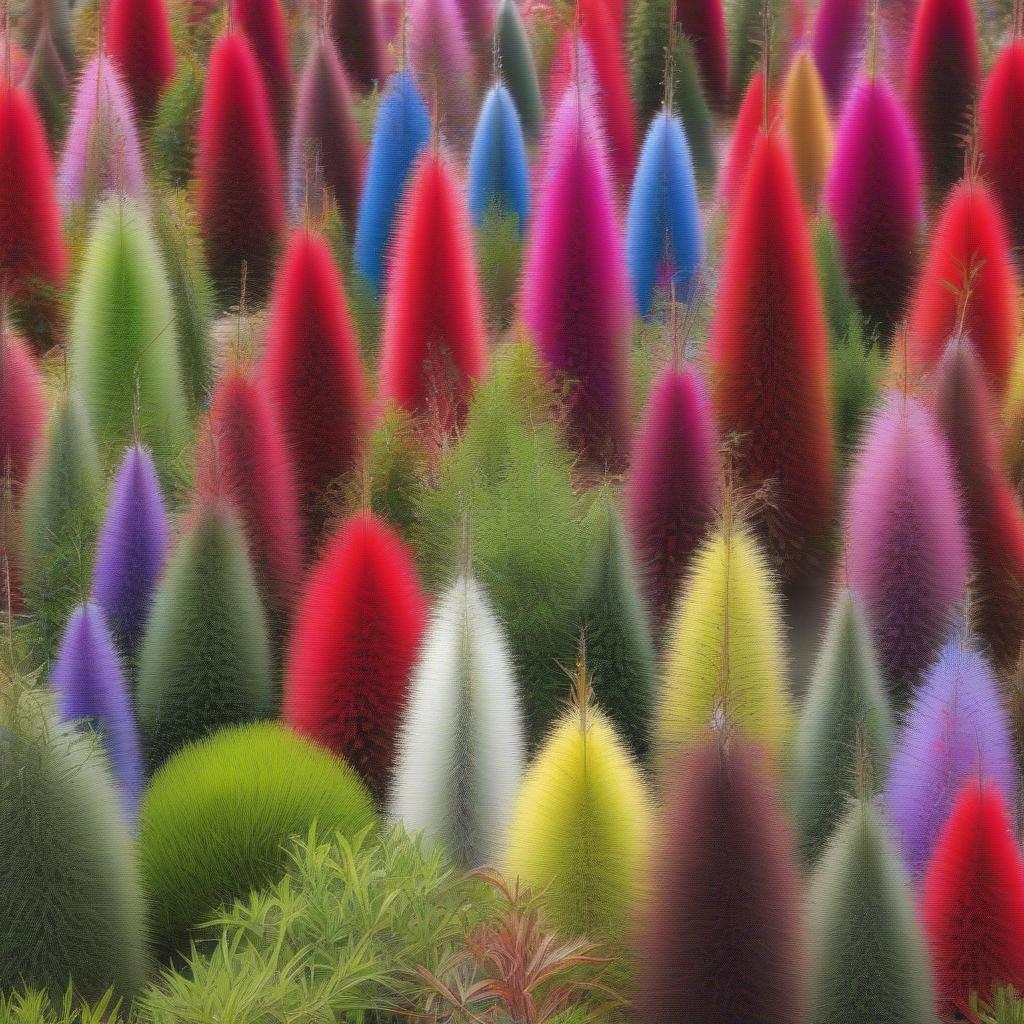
[0, 685, 147, 1001]
[138, 721, 376, 955]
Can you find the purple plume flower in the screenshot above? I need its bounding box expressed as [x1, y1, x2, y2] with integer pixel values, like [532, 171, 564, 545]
[811, 0, 868, 111]
[884, 638, 1017, 882]
[51, 602, 144, 818]
[91, 444, 169, 665]
[58, 53, 145, 211]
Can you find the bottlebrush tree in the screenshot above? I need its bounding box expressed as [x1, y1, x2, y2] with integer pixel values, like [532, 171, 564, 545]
[907, 178, 1020, 395]
[781, 49, 832, 207]
[657, 516, 792, 762]
[69, 196, 189, 481]
[352, 71, 430, 296]
[674, 0, 728, 109]
[634, 736, 808, 1022]
[626, 109, 704, 319]
[792, 590, 894, 865]
[467, 83, 530, 232]
[720, 71, 775, 205]
[328, 0, 387, 91]
[232, 0, 292, 138]
[91, 444, 169, 668]
[935, 338, 1024, 671]
[391, 573, 524, 867]
[105, 0, 176, 121]
[378, 151, 488, 436]
[811, 0, 867, 111]
[51, 602, 145, 818]
[505, 661, 653, 946]
[921, 779, 1024, 1017]
[577, 492, 657, 761]
[709, 127, 835, 583]
[58, 54, 145, 213]
[0, 84, 67, 351]
[844, 393, 968, 700]
[194, 31, 285, 303]
[625, 362, 718, 638]
[522, 85, 633, 470]
[283, 513, 427, 803]
[884, 639, 1017, 881]
[807, 799, 937, 1024]
[261, 229, 370, 553]
[136, 501, 274, 771]
[494, 0, 543, 141]
[287, 35, 362, 228]
[408, 0, 476, 147]
[905, 0, 979, 201]
[196, 365, 302, 646]
[0, 684, 147, 1001]
[980, 37, 1024, 256]
[824, 73, 923, 336]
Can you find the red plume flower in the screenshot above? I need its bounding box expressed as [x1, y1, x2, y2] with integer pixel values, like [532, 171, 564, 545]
[262, 230, 371, 556]
[710, 128, 835, 581]
[908, 179, 1019, 395]
[232, 0, 292, 136]
[922, 779, 1024, 1017]
[378, 152, 487, 435]
[105, 0, 176, 121]
[196, 365, 303, 635]
[195, 32, 286, 302]
[935, 338, 1024, 671]
[980, 39, 1024, 258]
[283, 513, 427, 802]
[720, 71, 776, 206]
[0, 85, 67, 352]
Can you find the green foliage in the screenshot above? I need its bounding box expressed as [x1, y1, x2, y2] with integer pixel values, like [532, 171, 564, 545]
[69, 197, 189, 486]
[477, 203, 523, 331]
[149, 59, 204, 190]
[495, 0, 544, 141]
[414, 343, 584, 747]
[138, 721, 377, 957]
[815, 216, 858, 343]
[791, 591, 894, 865]
[0, 989, 127, 1024]
[21, 392, 102, 670]
[974, 988, 1024, 1023]
[807, 799, 936, 1024]
[577, 491, 656, 761]
[0, 684, 147, 1003]
[831, 316, 884, 464]
[150, 189, 215, 414]
[135, 505, 273, 770]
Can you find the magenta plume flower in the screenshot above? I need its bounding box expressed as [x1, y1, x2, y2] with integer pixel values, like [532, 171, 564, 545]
[522, 85, 633, 470]
[811, 0, 868, 112]
[884, 638, 1017, 882]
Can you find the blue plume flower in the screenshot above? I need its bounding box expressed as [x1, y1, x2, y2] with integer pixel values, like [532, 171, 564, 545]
[626, 111, 704, 319]
[467, 84, 530, 233]
[51, 603, 145, 819]
[353, 71, 431, 296]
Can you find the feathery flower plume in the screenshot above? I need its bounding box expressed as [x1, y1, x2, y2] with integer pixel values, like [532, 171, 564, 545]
[105, 0, 175, 121]
[232, 0, 292, 136]
[467, 83, 530, 231]
[781, 49, 833, 207]
[329, 0, 387, 91]
[494, 0, 543, 140]
[811, 0, 867, 111]
[980, 39, 1024, 256]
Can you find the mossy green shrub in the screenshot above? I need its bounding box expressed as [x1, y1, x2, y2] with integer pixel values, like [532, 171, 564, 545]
[149, 60, 204, 190]
[138, 721, 376, 957]
[0, 685, 147, 1002]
